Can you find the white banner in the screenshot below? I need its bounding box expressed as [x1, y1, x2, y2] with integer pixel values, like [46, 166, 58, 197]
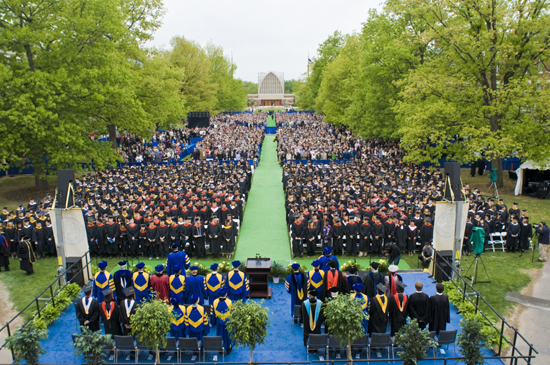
[433, 202, 456, 252]
[49, 208, 88, 258]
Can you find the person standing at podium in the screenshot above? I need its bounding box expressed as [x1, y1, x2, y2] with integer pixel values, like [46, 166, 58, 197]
[285, 263, 307, 317]
[225, 260, 249, 302]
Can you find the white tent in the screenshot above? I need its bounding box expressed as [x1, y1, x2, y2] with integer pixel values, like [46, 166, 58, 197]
[514, 160, 550, 195]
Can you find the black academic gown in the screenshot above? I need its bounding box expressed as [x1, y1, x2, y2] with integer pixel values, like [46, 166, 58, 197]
[429, 293, 450, 334]
[119, 298, 137, 335]
[407, 292, 430, 329]
[362, 271, 383, 298]
[368, 294, 389, 334]
[321, 269, 350, 301]
[18, 239, 36, 274]
[388, 293, 408, 336]
[100, 301, 123, 336]
[75, 297, 101, 332]
[301, 300, 325, 346]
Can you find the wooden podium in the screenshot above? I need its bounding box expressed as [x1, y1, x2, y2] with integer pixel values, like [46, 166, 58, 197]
[246, 258, 272, 299]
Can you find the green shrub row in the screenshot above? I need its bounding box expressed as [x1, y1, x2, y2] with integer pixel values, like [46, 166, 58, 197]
[33, 283, 81, 330]
[442, 281, 503, 349]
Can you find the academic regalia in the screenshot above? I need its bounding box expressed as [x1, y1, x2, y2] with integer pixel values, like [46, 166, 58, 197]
[519, 223, 533, 251]
[185, 274, 207, 305]
[384, 273, 403, 297]
[100, 300, 123, 336]
[307, 269, 324, 299]
[169, 273, 186, 305]
[75, 296, 101, 331]
[388, 293, 408, 336]
[113, 269, 133, 303]
[206, 272, 224, 304]
[350, 292, 369, 333]
[321, 269, 349, 301]
[362, 271, 383, 298]
[150, 273, 170, 303]
[168, 304, 186, 340]
[285, 272, 308, 317]
[301, 299, 325, 346]
[166, 251, 191, 276]
[213, 298, 233, 352]
[93, 271, 116, 303]
[18, 239, 36, 274]
[429, 293, 450, 334]
[408, 292, 430, 329]
[225, 270, 250, 302]
[132, 272, 151, 304]
[368, 294, 389, 334]
[347, 275, 362, 289]
[184, 305, 210, 342]
[0, 234, 10, 270]
[120, 298, 137, 335]
[318, 254, 339, 273]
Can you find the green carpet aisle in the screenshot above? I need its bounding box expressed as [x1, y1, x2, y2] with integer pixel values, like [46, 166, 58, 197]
[235, 135, 291, 262]
[266, 114, 276, 127]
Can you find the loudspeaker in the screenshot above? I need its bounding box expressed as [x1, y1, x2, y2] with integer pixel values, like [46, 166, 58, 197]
[66, 257, 84, 286]
[434, 250, 453, 282]
[57, 169, 75, 208]
[444, 162, 464, 201]
[187, 111, 210, 128]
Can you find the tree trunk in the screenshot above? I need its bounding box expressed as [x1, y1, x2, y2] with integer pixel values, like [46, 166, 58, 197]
[34, 168, 49, 190]
[108, 124, 117, 149]
[250, 348, 253, 364]
[155, 346, 159, 364]
[493, 157, 504, 189]
[346, 339, 352, 364]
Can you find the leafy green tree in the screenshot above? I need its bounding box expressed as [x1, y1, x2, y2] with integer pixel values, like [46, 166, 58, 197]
[242, 81, 258, 95]
[395, 0, 550, 187]
[315, 34, 361, 122]
[131, 297, 173, 364]
[73, 327, 113, 365]
[284, 79, 297, 93]
[0, 0, 165, 188]
[226, 300, 270, 364]
[395, 319, 436, 365]
[457, 317, 491, 365]
[5, 322, 48, 365]
[168, 36, 218, 114]
[324, 294, 368, 364]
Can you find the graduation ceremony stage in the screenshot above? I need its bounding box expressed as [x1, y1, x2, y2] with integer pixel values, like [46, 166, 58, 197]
[38, 272, 505, 365]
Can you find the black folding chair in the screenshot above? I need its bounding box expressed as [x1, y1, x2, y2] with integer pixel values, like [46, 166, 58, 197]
[368, 333, 391, 359]
[158, 337, 179, 363]
[203, 336, 224, 362]
[306, 334, 328, 360]
[114, 335, 137, 363]
[328, 335, 345, 360]
[436, 330, 457, 356]
[179, 337, 201, 362]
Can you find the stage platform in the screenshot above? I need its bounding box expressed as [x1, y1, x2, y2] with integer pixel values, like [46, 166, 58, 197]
[39, 272, 503, 364]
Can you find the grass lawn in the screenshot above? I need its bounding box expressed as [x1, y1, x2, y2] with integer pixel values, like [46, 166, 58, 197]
[0, 175, 58, 212]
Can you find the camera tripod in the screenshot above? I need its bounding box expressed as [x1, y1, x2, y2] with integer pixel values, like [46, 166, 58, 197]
[487, 181, 499, 198]
[464, 254, 491, 285]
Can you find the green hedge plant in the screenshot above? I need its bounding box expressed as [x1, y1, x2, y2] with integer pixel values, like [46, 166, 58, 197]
[5, 321, 48, 365]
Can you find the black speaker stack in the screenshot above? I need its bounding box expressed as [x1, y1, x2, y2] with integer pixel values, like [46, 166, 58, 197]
[187, 111, 210, 128]
[434, 250, 453, 282]
[444, 162, 464, 201]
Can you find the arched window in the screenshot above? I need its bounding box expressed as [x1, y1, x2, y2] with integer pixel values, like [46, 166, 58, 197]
[259, 72, 283, 94]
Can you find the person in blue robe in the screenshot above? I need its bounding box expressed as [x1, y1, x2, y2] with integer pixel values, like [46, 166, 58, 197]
[166, 243, 191, 276]
[185, 293, 210, 343]
[307, 260, 325, 298]
[132, 262, 151, 304]
[318, 247, 339, 272]
[285, 263, 307, 317]
[169, 297, 185, 340]
[206, 263, 224, 325]
[225, 260, 249, 302]
[169, 264, 186, 305]
[185, 266, 207, 305]
[93, 261, 115, 303]
[350, 283, 369, 333]
[212, 288, 233, 354]
[113, 260, 133, 304]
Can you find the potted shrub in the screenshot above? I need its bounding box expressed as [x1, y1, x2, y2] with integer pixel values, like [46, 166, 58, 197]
[73, 327, 113, 365]
[394, 319, 437, 365]
[270, 262, 286, 283]
[5, 322, 48, 365]
[226, 300, 270, 364]
[457, 317, 492, 365]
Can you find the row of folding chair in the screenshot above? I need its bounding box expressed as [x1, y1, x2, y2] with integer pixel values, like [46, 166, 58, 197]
[306, 330, 457, 361]
[72, 334, 225, 363]
[487, 231, 533, 252]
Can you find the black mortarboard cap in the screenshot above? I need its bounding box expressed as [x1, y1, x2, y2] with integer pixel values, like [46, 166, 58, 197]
[376, 283, 387, 292]
[397, 282, 407, 289]
[102, 288, 114, 296]
[124, 287, 135, 296]
[82, 284, 93, 293]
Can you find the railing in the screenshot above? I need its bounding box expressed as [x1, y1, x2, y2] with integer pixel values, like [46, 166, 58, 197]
[312, 356, 536, 364]
[0, 251, 93, 360]
[431, 252, 538, 364]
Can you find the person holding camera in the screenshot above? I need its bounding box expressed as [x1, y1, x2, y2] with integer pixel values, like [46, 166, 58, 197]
[535, 222, 550, 262]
